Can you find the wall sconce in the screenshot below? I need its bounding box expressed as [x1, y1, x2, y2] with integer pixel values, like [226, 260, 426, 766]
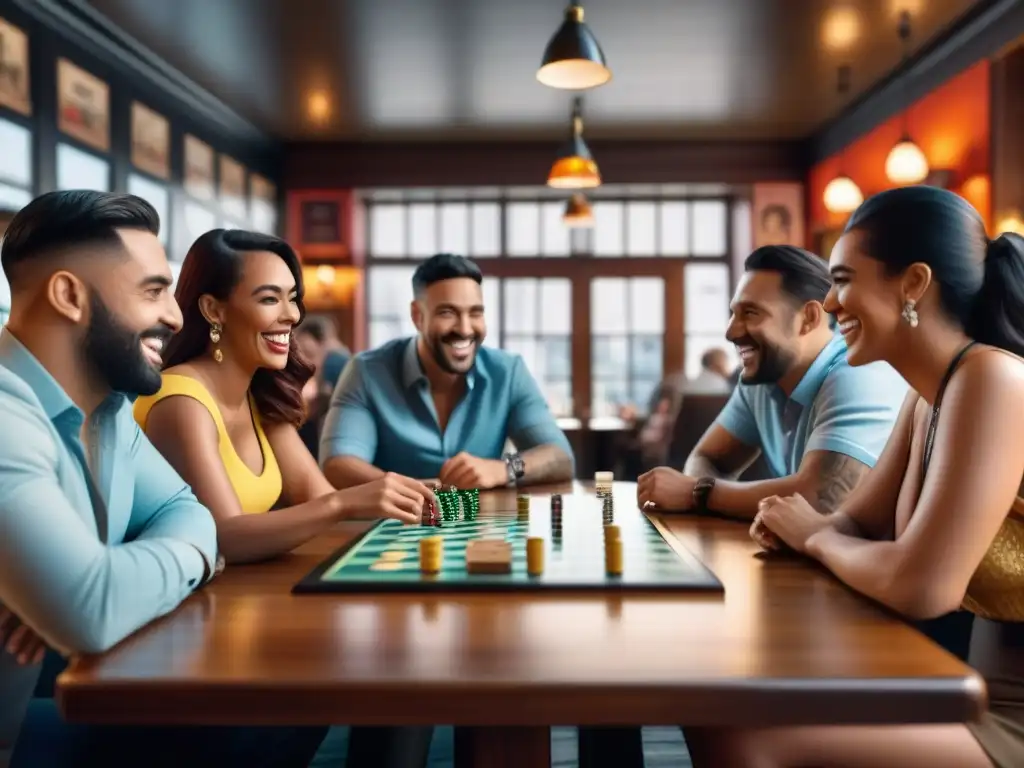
[823, 174, 863, 214]
[316, 264, 337, 286]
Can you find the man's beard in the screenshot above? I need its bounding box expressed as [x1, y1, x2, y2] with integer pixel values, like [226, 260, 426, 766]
[83, 294, 171, 396]
[733, 336, 796, 386]
[428, 331, 479, 375]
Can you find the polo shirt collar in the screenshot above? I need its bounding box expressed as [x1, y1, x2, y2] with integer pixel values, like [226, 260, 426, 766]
[787, 333, 846, 408]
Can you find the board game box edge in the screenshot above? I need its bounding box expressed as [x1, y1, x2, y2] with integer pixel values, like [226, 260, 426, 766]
[291, 518, 391, 594]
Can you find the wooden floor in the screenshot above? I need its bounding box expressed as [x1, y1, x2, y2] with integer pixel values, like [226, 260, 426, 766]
[311, 726, 693, 767]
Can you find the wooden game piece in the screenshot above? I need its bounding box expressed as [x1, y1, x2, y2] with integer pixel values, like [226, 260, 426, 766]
[526, 536, 544, 576]
[605, 536, 623, 576]
[604, 524, 620, 541]
[594, 470, 613, 496]
[517, 494, 530, 517]
[466, 538, 512, 574]
[419, 536, 443, 574]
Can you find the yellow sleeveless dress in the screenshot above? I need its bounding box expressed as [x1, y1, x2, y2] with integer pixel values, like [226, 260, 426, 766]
[134, 374, 283, 514]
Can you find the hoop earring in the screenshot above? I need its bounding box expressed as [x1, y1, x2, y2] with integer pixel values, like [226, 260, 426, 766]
[901, 300, 919, 328]
[210, 323, 224, 363]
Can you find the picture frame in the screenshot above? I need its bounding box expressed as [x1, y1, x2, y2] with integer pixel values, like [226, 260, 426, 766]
[57, 58, 110, 152]
[130, 101, 170, 180]
[0, 17, 30, 116]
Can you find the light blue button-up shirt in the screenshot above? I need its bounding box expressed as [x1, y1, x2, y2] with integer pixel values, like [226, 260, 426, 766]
[0, 330, 218, 656]
[319, 337, 574, 479]
[716, 333, 908, 477]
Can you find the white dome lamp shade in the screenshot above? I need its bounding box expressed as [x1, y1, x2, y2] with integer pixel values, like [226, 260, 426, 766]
[885, 135, 929, 185]
[823, 174, 864, 214]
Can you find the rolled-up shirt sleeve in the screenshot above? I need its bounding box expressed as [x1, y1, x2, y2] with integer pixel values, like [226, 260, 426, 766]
[506, 356, 575, 465]
[319, 356, 379, 467]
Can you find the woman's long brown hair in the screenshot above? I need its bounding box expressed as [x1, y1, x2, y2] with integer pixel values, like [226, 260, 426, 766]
[164, 229, 315, 425]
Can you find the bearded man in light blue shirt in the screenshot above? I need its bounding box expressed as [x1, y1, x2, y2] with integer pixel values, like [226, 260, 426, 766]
[0, 191, 326, 767]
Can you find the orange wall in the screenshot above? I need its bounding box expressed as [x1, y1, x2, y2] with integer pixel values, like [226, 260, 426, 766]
[808, 61, 991, 238]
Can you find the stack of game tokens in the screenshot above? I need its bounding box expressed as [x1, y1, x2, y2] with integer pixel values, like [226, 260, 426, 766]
[421, 499, 440, 526]
[436, 488, 460, 522]
[459, 488, 480, 520]
[550, 494, 563, 538]
[604, 524, 622, 575]
[419, 536, 443, 574]
[602, 494, 614, 526]
[517, 494, 530, 519]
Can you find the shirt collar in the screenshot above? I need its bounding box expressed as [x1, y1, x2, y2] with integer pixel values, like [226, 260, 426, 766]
[788, 333, 846, 408]
[401, 336, 478, 391]
[0, 329, 125, 424]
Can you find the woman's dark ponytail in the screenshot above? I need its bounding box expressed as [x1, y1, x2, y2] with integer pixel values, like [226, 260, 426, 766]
[970, 232, 1024, 356]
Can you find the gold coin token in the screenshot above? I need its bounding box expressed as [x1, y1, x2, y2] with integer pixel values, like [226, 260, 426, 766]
[370, 561, 405, 571]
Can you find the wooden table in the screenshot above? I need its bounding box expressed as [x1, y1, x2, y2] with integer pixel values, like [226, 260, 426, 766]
[56, 482, 985, 766]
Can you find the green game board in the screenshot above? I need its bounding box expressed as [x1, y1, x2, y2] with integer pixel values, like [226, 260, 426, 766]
[292, 494, 723, 594]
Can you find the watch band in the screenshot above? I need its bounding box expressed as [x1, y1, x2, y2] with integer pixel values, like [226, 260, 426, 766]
[692, 476, 716, 512]
[504, 452, 525, 486]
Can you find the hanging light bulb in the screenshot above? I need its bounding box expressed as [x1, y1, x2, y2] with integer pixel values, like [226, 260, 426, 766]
[823, 174, 864, 214]
[885, 135, 929, 184]
[562, 194, 594, 227]
[537, 4, 611, 90]
[996, 211, 1024, 235]
[547, 97, 601, 189]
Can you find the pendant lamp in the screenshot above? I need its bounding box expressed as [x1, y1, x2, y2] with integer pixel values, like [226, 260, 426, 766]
[537, 4, 611, 90]
[547, 97, 601, 189]
[562, 194, 595, 227]
[885, 11, 928, 185]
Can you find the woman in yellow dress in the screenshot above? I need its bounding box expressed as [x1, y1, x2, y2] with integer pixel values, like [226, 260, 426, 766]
[135, 229, 434, 564]
[686, 187, 1024, 767]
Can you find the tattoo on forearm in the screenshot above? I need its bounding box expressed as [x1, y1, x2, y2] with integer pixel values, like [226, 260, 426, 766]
[522, 445, 574, 484]
[683, 454, 725, 480]
[814, 453, 868, 513]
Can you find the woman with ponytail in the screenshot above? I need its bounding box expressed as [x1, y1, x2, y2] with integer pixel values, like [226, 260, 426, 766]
[687, 187, 1024, 768]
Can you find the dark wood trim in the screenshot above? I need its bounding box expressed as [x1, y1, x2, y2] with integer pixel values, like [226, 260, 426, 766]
[990, 41, 1024, 219]
[810, 0, 1024, 163]
[8, 0, 276, 158]
[284, 140, 806, 189]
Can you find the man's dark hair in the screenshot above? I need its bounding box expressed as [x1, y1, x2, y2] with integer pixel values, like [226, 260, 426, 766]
[412, 253, 483, 297]
[1, 190, 159, 287]
[297, 315, 334, 343]
[761, 204, 792, 230]
[701, 348, 723, 368]
[744, 245, 831, 306]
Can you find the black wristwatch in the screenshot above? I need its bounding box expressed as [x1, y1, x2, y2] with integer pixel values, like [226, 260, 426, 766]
[504, 452, 525, 486]
[692, 477, 716, 512]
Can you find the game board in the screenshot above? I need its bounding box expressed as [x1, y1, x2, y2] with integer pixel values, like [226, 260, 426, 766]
[293, 493, 723, 594]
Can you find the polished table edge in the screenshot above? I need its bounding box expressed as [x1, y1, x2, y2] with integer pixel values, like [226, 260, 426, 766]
[56, 674, 987, 727]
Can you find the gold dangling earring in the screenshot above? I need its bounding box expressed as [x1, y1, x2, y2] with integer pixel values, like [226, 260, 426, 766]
[210, 323, 224, 363]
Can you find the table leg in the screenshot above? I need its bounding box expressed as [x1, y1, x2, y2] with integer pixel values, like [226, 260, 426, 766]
[453, 726, 551, 768]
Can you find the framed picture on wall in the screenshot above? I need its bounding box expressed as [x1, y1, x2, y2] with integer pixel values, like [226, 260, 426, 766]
[300, 200, 342, 244]
[0, 17, 31, 116]
[752, 182, 806, 249]
[130, 101, 170, 180]
[183, 134, 214, 200]
[57, 58, 110, 152]
[219, 155, 247, 220]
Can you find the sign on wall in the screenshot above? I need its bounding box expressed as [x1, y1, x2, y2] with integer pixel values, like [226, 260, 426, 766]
[57, 58, 110, 152]
[0, 17, 30, 116]
[752, 182, 806, 250]
[183, 134, 214, 200]
[131, 101, 170, 180]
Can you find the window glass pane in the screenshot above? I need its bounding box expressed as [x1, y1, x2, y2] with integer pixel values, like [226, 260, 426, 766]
[0, 183, 31, 212]
[0, 120, 31, 187]
[370, 319, 406, 350]
[482, 276, 501, 347]
[631, 378, 662, 413]
[632, 334, 664, 380]
[593, 202, 623, 257]
[439, 203, 468, 255]
[408, 203, 437, 258]
[539, 279, 571, 333]
[542, 336, 571, 381]
[692, 200, 727, 256]
[169, 259, 182, 292]
[179, 201, 216, 256]
[470, 203, 500, 257]
[541, 202, 570, 257]
[592, 336, 628, 379]
[685, 263, 731, 334]
[590, 277, 628, 333]
[252, 200, 277, 235]
[222, 219, 247, 230]
[592, 380, 630, 418]
[369, 204, 405, 258]
[542, 380, 572, 419]
[660, 201, 690, 256]
[368, 265, 415, 320]
[506, 202, 539, 256]
[629, 277, 665, 333]
[503, 278, 537, 334]
[626, 202, 656, 256]
[127, 174, 170, 245]
[504, 336, 537, 375]
[56, 143, 110, 192]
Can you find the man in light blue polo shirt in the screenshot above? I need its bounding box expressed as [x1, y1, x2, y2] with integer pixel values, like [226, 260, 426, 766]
[0, 191, 326, 766]
[638, 245, 907, 521]
[321, 253, 575, 489]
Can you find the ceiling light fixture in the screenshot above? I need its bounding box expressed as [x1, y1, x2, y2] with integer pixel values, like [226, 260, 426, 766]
[884, 11, 929, 184]
[537, 3, 611, 90]
[562, 193, 595, 227]
[547, 97, 601, 189]
[823, 65, 864, 215]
